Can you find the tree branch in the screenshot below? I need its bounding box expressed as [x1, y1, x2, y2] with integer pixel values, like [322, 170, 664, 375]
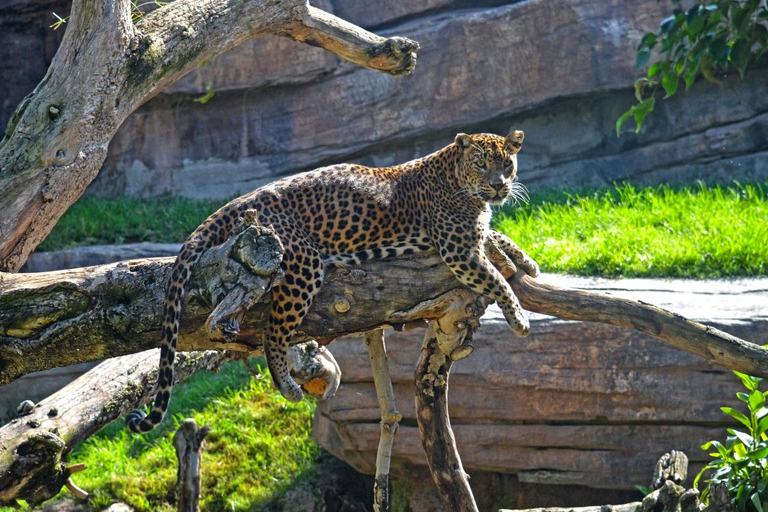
[414, 322, 478, 512]
[0, 350, 222, 507]
[3, 230, 768, 388]
[0, 0, 419, 272]
[287, 6, 418, 76]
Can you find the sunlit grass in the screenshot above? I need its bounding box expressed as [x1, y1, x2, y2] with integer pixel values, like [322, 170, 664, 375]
[41, 182, 768, 279]
[38, 195, 222, 251]
[41, 360, 319, 512]
[494, 181, 768, 278]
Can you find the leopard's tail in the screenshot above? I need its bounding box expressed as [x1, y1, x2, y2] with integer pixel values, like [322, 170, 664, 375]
[126, 202, 243, 433]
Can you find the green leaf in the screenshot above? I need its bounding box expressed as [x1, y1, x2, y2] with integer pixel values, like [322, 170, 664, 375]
[616, 110, 633, 137]
[661, 72, 678, 98]
[731, 38, 752, 77]
[194, 82, 215, 105]
[648, 62, 662, 78]
[660, 15, 677, 33]
[639, 32, 658, 49]
[750, 390, 766, 412]
[636, 48, 652, 70]
[634, 97, 655, 132]
[734, 371, 761, 391]
[683, 59, 699, 89]
[723, 407, 752, 428]
[729, 428, 755, 448]
[758, 416, 768, 436]
[708, 38, 729, 65]
[748, 445, 768, 460]
[738, 392, 751, 403]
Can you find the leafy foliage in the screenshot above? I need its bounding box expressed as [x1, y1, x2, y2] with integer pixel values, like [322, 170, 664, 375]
[694, 372, 768, 511]
[617, 0, 768, 135]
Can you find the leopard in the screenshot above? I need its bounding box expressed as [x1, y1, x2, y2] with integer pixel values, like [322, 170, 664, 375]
[126, 130, 540, 434]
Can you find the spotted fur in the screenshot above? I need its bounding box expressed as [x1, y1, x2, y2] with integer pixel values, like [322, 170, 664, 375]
[126, 131, 539, 433]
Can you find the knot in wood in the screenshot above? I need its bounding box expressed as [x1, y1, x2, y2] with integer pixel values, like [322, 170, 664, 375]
[48, 106, 60, 120]
[334, 297, 351, 313]
[449, 333, 474, 361]
[17, 400, 35, 416]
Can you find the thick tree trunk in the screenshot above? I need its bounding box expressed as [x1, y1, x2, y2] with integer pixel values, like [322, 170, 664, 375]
[0, 0, 418, 272]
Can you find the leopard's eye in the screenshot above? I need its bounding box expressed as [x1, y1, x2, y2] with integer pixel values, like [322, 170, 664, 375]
[503, 158, 513, 168]
[475, 160, 487, 170]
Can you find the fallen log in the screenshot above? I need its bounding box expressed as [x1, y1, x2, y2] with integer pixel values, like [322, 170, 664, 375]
[2, 228, 766, 507]
[0, 338, 340, 507]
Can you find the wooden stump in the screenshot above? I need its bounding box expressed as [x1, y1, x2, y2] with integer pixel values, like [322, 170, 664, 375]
[173, 419, 210, 512]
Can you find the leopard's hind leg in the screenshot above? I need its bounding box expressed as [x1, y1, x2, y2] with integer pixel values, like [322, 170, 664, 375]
[266, 222, 325, 402]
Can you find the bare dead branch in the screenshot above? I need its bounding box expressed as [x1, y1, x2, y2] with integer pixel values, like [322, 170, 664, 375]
[173, 418, 210, 512]
[366, 329, 402, 512]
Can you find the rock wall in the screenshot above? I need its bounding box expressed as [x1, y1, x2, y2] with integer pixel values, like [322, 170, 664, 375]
[4, 1, 767, 201]
[314, 276, 768, 507]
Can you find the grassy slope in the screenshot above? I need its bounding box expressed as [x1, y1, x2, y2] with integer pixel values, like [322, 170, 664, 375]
[44, 182, 768, 278]
[38, 196, 222, 251]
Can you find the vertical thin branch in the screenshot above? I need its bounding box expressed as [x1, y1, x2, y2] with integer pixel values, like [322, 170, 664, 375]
[414, 322, 478, 512]
[366, 329, 402, 512]
[173, 418, 210, 512]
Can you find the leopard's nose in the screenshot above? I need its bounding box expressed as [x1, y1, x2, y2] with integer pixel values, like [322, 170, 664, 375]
[490, 183, 504, 192]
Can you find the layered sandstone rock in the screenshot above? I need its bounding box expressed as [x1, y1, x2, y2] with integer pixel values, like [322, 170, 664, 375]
[313, 276, 768, 498]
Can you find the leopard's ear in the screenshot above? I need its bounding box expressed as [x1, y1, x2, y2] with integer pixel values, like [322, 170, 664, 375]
[454, 133, 472, 151]
[505, 130, 524, 154]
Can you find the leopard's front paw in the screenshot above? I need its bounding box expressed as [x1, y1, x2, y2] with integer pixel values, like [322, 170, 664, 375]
[519, 258, 540, 278]
[503, 307, 530, 337]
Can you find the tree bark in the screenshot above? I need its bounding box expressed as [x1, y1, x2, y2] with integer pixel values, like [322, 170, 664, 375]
[414, 322, 478, 512]
[366, 329, 402, 512]
[0, 0, 419, 272]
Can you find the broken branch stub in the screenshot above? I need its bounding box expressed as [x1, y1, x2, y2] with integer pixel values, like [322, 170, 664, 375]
[174, 418, 210, 512]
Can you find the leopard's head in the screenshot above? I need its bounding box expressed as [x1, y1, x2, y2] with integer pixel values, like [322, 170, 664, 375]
[453, 131, 526, 206]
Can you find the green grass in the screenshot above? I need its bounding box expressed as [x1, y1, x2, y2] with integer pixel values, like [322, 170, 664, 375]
[5, 360, 321, 512]
[494, 181, 768, 278]
[38, 195, 222, 251]
[46, 182, 768, 278]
